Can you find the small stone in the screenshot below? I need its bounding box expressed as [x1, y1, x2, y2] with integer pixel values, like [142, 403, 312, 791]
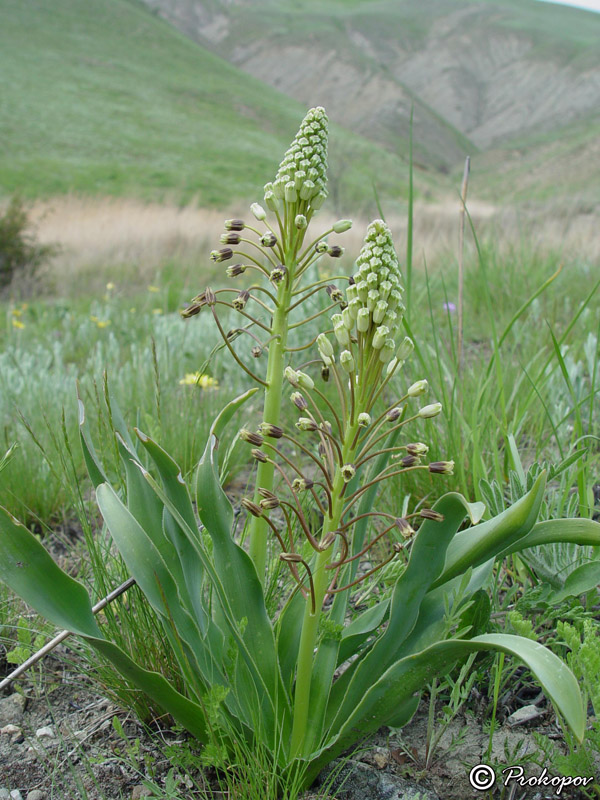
[10, 791, 24, 800]
[131, 787, 152, 800]
[35, 725, 55, 739]
[506, 704, 545, 727]
[0, 790, 10, 800]
[0, 693, 27, 727]
[0, 724, 21, 735]
[27, 792, 45, 800]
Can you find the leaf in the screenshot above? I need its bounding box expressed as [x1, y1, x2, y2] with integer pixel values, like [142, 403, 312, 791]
[543, 561, 600, 605]
[0, 506, 208, 742]
[77, 386, 106, 489]
[496, 517, 600, 558]
[432, 471, 546, 589]
[313, 633, 584, 779]
[327, 491, 481, 733]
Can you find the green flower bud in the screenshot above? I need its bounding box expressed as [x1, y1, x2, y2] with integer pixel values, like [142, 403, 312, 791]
[340, 350, 355, 373]
[333, 219, 353, 234]
[372, 325, 390, 350]
[273, 179, 286, 199]
[366, 272, 378, 289]
[342, 308, 353, 330]
[311, 191, 327, 209]
[373, 300, 388, 324]
[264, 191, 279, 212]
[357, 281, 368, 303]
[270, 265, 287, 283]
[292, 477, 314, 491]
[295, 214, 308, 229]
[285, 182, 297, 203]
[232, 289, 250, 310]
[429, 460, 454, 475]
[285, 366, 300, 387]
[341, 464, 356, 482]
[299, 180, 316, 201]
[358, 412, 371, 427]
[297, 370, 315, 390]
[317, 333, 334, 361]
[258, 422, 284, 439]
[296, 417, 318, 432]
[406, 442, 429, 456]
[315, 240, 329, 254]
[357, 308, 370, 332]
[418, 402, 442, 419]
[346, 284, 358, 303]
[331, 313, 343, 327]
[407, 379, 428, 397]
[379, 281, 392, 300]
[367, 290, 379, 311]
[334, 323, 350, 347]
[396, 518, 415, 539]
[386, 357, 401, 377]
[250, 203, 266, 221]
[261, 232, 277, 248]
[348, 298, 361, 321]
[397, 336, 414, 361]
[379, 339, 396, 362]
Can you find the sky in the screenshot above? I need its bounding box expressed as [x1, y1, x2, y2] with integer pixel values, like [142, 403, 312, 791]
[538, 0, 600, 11]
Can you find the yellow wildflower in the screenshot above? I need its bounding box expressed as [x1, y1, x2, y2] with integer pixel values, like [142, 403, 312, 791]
[106, 282, 115, 291]
[11, 319, 25, 330]
[179, 372, 219, 389]
[148, 285, 160, 293]
[96, 320, 111, 328]
[11, 308, 22, 317]
[90, 315, 99, 322]
[152, 308, 162, 315]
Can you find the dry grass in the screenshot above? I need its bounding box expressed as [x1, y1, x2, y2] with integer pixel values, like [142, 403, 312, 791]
[8, 194, 598, 297]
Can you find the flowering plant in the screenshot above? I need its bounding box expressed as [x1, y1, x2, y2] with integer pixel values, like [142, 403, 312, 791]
[1, 107, 599, 790]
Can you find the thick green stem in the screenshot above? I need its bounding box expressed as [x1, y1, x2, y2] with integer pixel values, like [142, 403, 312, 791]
[290, 418, 359, 757]
[248, 281, 293, 579]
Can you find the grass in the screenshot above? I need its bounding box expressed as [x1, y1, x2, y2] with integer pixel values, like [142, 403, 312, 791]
[0, 0, 415, 212]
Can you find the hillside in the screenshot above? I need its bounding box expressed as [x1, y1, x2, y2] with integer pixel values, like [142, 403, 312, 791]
[0, 0, 428, 212]
[139, 0, 600, 196]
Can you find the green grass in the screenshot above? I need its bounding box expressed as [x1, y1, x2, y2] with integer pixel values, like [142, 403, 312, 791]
[0, 0, 414, 211]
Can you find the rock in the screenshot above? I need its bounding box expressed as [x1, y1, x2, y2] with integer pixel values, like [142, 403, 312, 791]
[315, 758, 440, 800]
[131, 787, 152, 799]
[0, 693, 27, 727]
[506, 704, 545, 727]
[0, 724, 21, 735]
[10, 791, 24, 800]
[26, 792, 45, 800]
[35, 726, 55, 739]
[360, 747, 391, 769]
[0, 790, 10, 800]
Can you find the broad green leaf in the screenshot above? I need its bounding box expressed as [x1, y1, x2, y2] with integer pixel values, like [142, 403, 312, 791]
[0, 506, 208, 742]
[328, 491, 481, 734]
[432, 471, 546, 589]
[317, 633, 584, 776]
[497, 517, 600, 558]
[77, 388, 107, 489]
[337, 599, 390, 665]
[542, 561, 600, 605]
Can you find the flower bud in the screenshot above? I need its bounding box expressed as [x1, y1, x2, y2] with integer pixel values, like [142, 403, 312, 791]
[333, 219, 353, 234]
[387, 407, 402, 422]
[311, 191, 327, 209]
[367, 290, 379, 311]
[334, 323, 350, 347]
[398, 454, 419, 468]
[295, 214, 308, 230]
[407, 379, 428, 398]
[372, 325, 390, 350]
[285, 182, 297, 203]
[241, 498, 263, 517]
[373, 300, 388, 324]
[397, 336, 414, 361]
[357, 308, 370, 333]
[224, 219, 245, 231]
[258, 488, 280, 509]
[419, 509, 444, 521]
[326, 285, 344, 303]
[406, 442, 429, 456]
[264, 191, 279, 212]
[357, 281, 368, 303]
[210, 248, 233, 263]
[232, 290, 250, 311]
[239, 428, 264, 446]
[328, 245, 343, 258]
[396, 518, 415, 539]
[385, 357, 401, 377]
[341, 464, 356, 482]
[379, 339, 396, 363]
[251, 345, 262, 358]
[250, 203, 266, 221]
[285, 367, 300, 387]
[292, 477, 314, 491]
[261, 232, 277, 248]
[317, 333, 334, 362]
[226, 263, 247, 278]
[273, 179, 286, 198]
[296, 417, 318, 432]
[315, 240, 329, 254]
[251, 448, 269, 463]
[429, 460, 454, 475]
[283, 396, 303, 416]
[270, 265, 287, 283]
[321, 365, 330, 382]
[220, 232, 241, 245]
[297, 370, 314, 390]
[258, 422, 284, 439]
[346, 284, 358, 303]
[280, 552, 302, 563]
[358, 412, 371, 427]
[299, 179, 316, 200]
[418, 402, 442, 419]
[348, 298, 361, 321]
[339, 350, 355, 373]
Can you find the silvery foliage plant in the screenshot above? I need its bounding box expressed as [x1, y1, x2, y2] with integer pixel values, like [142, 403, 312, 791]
[1, 107, 599, 789]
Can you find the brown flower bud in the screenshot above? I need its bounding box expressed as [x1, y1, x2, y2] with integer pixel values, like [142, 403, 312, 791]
[261, 232, 277, 248]
[210, 248, 234, 263]
[386, 407, 402, 422]
[251, 345, 263, 358]
[327, 245, 343, 258]
[239, 429, 263, 446]
[220, 232, 241, 245]
[241, 498, 263, 517]
[224, 219, 245, 231]
[258, 422, 284, 439]
[251, 448, 269, 463]
[232, 289, 250, 310]
[419, 509, 444, 522]
[396, 517, 415, 539]
[321, 365, 330, 382]
[270, 265, 287, 283]
[292, 477, 314, 491]
[429, 461, 454, 475]
[291, 392, 308, 410]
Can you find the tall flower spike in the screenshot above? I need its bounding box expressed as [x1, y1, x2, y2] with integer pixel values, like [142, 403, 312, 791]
[269, 107, 329, 211]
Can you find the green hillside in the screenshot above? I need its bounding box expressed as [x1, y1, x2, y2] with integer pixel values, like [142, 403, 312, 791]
[0, 0, 423, 210]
